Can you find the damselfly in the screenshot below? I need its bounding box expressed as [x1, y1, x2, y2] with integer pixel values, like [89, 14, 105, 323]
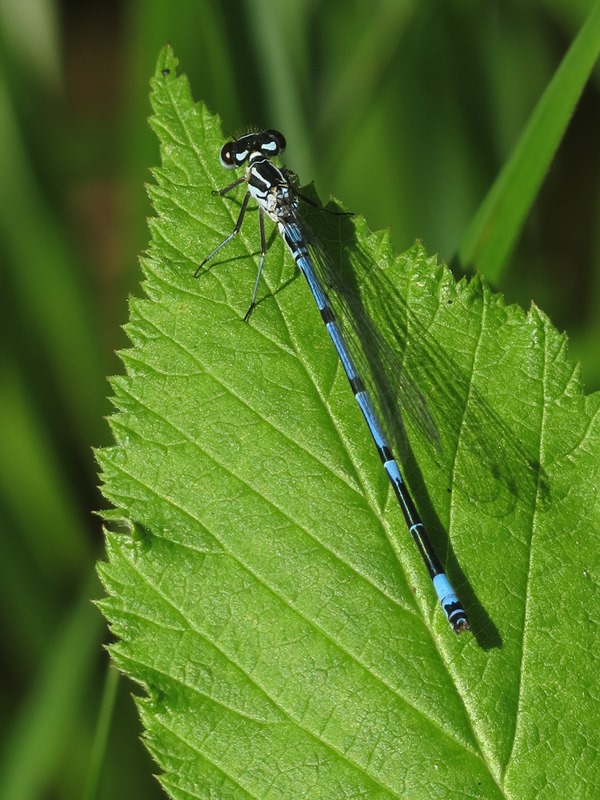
[197, 129, 469, 634]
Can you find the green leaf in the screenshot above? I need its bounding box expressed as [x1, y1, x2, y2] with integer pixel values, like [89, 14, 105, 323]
[97, 46, 600, 799]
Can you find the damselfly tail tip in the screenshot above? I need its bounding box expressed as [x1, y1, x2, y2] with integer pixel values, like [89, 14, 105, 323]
[452, 617, 471, 635]
[447, 605, 470, 634]
[433, 574, 469, 634]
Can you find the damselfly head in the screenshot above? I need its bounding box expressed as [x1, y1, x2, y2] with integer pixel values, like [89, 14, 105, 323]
[220, 129, 286, 170]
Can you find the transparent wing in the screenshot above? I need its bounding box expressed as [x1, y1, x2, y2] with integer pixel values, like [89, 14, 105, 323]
[292, 198, 548, 514]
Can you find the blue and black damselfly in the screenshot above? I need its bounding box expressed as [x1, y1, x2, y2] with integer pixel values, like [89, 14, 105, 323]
[196, 130, 469, 634]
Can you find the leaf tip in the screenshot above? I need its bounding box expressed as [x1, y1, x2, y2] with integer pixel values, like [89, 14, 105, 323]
[155, 44, 179, 79]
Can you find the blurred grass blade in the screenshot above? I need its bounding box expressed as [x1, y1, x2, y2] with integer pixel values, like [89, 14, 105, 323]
[82, 665, 120, 800]
[0, 70, 106, 445]
[0, 572, 102, 800]
[0, 359, 89, 576]
[458, 0, 600, 282]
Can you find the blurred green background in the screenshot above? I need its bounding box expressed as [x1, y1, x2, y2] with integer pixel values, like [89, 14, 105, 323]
[0, 1, 598, 798]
